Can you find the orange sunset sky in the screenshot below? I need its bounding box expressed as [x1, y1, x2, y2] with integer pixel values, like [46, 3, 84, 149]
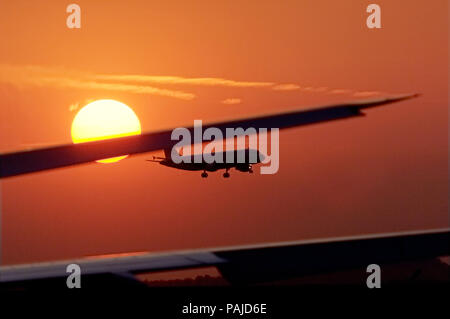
[0, 1, 448, 265]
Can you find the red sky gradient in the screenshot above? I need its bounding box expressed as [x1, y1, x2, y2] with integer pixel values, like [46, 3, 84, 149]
[0, 1, 448, 265]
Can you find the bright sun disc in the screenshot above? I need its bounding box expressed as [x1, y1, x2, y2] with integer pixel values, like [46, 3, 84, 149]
[71, 99, 141, 163]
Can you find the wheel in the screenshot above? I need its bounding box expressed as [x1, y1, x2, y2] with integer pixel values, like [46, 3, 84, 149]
[201, 172, 208, 178]
[223, 172, 230, 178]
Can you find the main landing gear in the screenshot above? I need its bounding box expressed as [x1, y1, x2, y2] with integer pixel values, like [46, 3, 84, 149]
[201, 169, 232, 178]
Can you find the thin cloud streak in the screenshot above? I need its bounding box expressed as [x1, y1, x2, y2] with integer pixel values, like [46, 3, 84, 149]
[272, 84, 301, 91]
[0, 64, 388, 101]
[40, 77, 195, 100]
[328, 89, 353, 95]
[221, 98, 242, 105]
[0, 64, 195, 100]
[353, 91, 383, 97]
[94, 74, 274, 88]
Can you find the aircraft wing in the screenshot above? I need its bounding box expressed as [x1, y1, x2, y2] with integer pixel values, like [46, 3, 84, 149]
[0, 94, 418, 178]
[0, 228, 447, 288]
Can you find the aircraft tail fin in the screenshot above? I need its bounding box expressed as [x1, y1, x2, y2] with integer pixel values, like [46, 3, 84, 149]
[163, 148, 172, 159]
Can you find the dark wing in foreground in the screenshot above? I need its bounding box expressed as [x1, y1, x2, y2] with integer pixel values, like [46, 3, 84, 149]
[0, 94, 418, 178]
[0, 228, 447, 288]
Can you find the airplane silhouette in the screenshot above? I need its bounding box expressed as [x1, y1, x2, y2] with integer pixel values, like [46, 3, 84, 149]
[147, 149, 265, 178]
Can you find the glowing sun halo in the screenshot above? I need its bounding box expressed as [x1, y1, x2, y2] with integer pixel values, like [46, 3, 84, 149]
[71, 99, 142, 163]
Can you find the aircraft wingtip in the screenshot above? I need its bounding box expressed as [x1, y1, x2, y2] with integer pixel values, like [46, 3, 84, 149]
[352, 92, 420, 110]
[397, 93, 421, 100]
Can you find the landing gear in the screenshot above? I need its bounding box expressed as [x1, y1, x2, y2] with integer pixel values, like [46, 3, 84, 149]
[201, 171, 208, 178]
[249, 164, 253, 174]
[223, 168, 230, 178]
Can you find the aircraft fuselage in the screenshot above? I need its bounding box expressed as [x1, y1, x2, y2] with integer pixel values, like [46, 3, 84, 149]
[157, 149, 265, 178]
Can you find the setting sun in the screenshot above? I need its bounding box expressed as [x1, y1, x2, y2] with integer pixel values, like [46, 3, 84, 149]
[71, 99, 141, 163]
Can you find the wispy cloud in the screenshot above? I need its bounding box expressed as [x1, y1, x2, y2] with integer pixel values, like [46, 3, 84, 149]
[272, 84, 300, 91]
[328, 89, 353, 95]
[297, 86, 329, 93]
[221, 98, 242, 105]
[69, 102, 80, 112]
[41, 77, 195, 100]
[0, 64, 387, 102]
[0, 64, 194, 100]
[352, 91, 383, 97]
[94, 74, 274, 88]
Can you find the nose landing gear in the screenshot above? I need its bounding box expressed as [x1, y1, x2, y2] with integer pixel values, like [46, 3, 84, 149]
[223, 168, 230, 178]
[201, 171, 208, 178]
